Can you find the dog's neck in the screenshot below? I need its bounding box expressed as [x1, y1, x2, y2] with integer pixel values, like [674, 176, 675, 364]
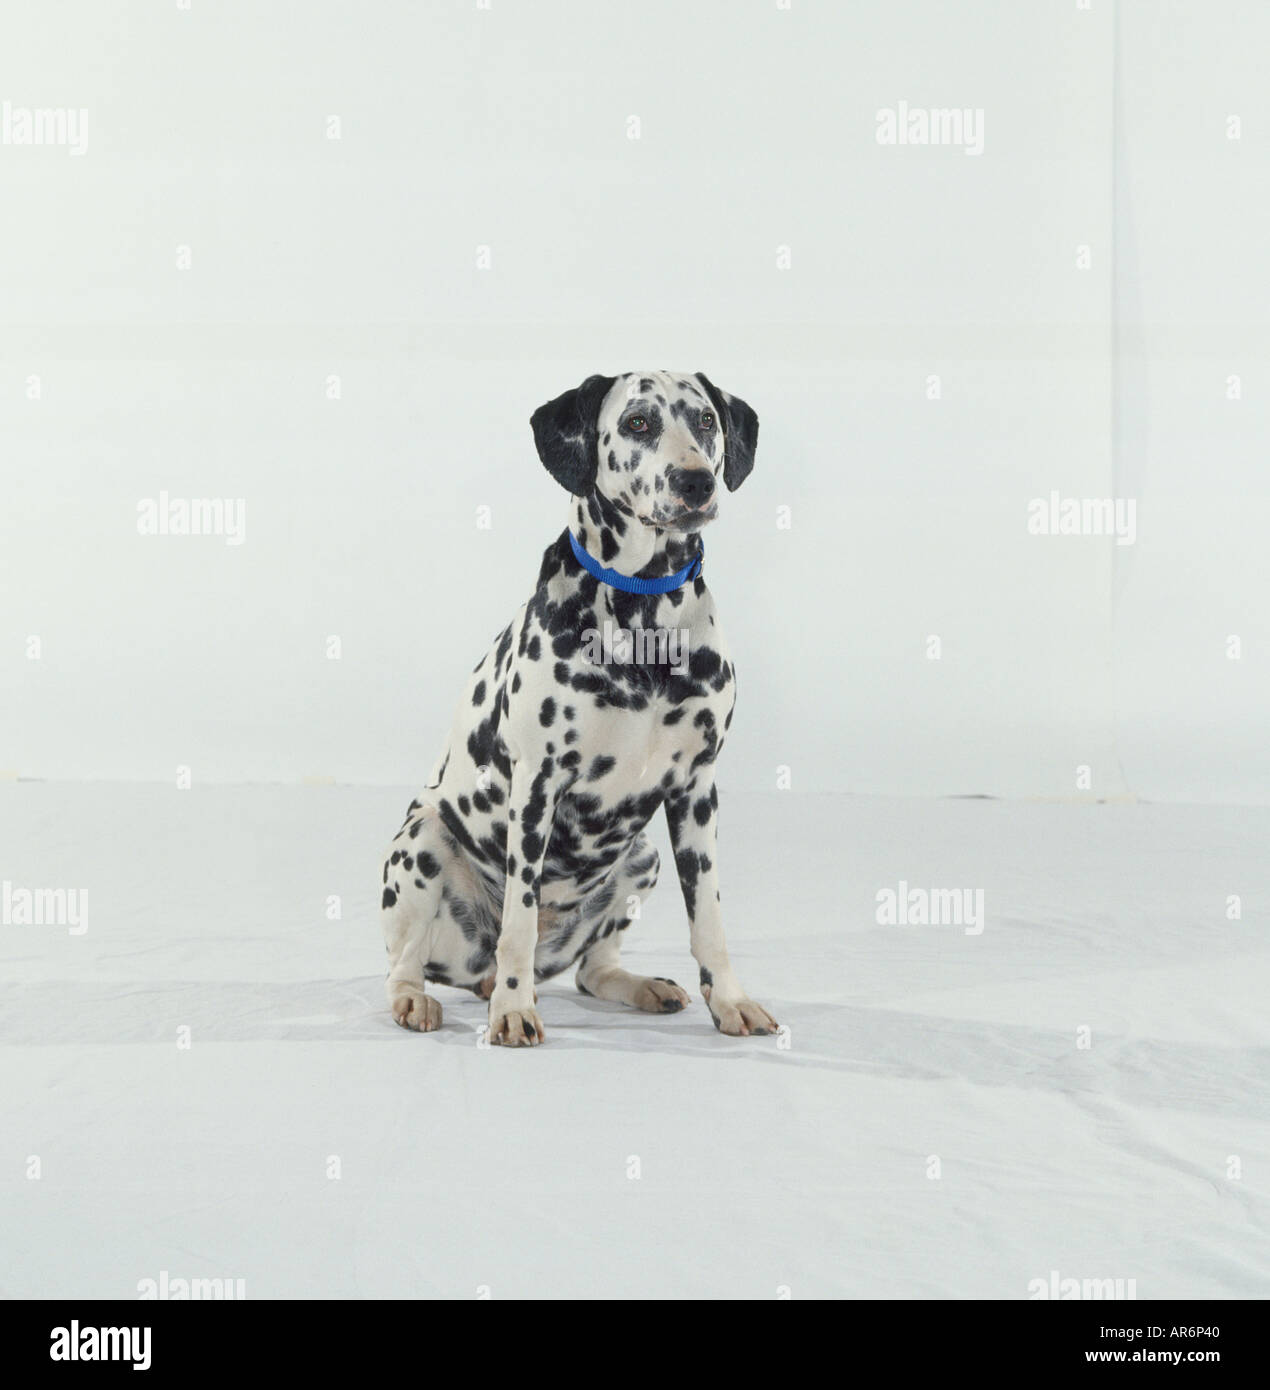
[569, 494, 702, 582]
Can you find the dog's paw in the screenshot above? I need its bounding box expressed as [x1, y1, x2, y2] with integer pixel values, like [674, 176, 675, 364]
[633, 977, 691, 1013]
[488, 1000, 546, 1047]
[706, 995, 777, 1037]
[392, 988, 443, 1033]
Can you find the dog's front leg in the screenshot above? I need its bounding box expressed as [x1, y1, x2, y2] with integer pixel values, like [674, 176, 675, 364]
[487, 754, 561, 1047]
[666, 777, 778, 1037]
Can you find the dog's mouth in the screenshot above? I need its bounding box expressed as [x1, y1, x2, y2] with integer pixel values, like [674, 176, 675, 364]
[642, 503, 718, 532]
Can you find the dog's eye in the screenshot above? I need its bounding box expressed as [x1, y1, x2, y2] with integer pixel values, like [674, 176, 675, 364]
[626, 415, 648, 433]
[700, 410, 715, 429]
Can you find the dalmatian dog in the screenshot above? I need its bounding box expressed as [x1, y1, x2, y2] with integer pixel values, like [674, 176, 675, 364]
[379, 370, 777, 1046]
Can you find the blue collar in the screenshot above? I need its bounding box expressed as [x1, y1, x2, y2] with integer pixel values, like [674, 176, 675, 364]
[569, 530, 703, 595]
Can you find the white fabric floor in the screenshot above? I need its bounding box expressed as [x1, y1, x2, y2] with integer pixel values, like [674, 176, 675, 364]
[1, 783, 1267, 1299]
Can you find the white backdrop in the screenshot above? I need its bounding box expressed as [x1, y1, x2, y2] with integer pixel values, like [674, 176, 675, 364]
[1113, 0, 1270, 805]
[4, 1, 1270, 1309]
[1, 0, 1262, 804]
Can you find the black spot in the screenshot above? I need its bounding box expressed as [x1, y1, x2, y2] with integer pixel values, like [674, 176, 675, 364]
[472, 680, 486, 706]
[540, 697, 556, 727]
[382, 888, 397, 909]
[690, 647, 721, 682]
[507, 976, 519, 989]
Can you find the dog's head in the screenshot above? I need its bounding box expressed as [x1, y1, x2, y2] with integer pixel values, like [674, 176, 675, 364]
[530, 370, 758, 532]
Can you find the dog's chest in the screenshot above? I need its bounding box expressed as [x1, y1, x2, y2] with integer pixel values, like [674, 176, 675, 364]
[570, 689, 716, 793]
[559, 613, 736, 804]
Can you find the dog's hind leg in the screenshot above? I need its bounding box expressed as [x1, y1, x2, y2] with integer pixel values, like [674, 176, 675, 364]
[380, 806, 447, 1032]
[573, 838, 690, 1013]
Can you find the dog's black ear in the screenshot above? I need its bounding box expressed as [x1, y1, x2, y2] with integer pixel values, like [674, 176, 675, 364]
[530, 374, 617, 496]
[696, 373, 758, 491]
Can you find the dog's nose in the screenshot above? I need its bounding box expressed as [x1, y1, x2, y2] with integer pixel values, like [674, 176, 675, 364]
[668, 466, 715, 509]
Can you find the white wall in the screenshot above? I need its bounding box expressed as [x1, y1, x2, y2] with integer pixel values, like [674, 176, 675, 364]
[1113, 0, 1270, 805]
[3, 1, 1255, 804]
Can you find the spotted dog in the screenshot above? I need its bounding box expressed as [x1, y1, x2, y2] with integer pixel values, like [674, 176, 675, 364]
[379, 370, 776, 1047]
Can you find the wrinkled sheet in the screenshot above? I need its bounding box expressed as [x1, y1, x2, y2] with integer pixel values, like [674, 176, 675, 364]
[1, 784, 1266, 1299]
